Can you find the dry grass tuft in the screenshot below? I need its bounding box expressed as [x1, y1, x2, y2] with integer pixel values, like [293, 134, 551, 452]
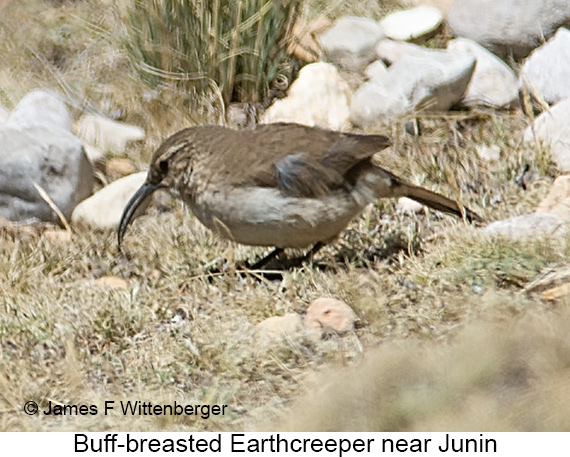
[276, 305, 570, 431]
[121, 0, 301, 109]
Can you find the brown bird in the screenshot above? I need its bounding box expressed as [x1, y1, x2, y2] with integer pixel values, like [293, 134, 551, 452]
[118, 123, 480, 268]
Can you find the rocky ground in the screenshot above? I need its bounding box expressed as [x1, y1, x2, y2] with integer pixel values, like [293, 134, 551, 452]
[1, 0, 570, 432]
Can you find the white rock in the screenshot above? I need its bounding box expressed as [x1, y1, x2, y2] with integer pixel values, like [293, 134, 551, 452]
[523, 98, 570, 172]
[520, 28, 570, 105]
[476, 144, 501, 162]
[364, 60, 388, 82]
[482, 212, 568, 239]
[447, 38, 519, 108]
[75, 114, 145, 155]
[351, 81, 407, 125]
[351, 53, 476, 127]
[7, 90, 73, 131]
[376, 39, 438, 64]
[71, 172, 147, 230]
[447, 0, 570, 59]
[0, 104, 9, 124]
[262, 62, 352, 130]
[318, 16, 385, 69]
[82, 143, 105, 164]
[397, 197, 424, 213]
[380, 6, 443, 41]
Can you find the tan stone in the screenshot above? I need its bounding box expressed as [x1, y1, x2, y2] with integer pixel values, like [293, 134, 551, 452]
[536, 175, 570, 221]
[94, 276, 128, 289]
[42, 229, 72, 243]
[107, 158, 136, 176]
[305, 297, 357, 336]
[541, 282, 570, 302]
[289, 17, 331, 63]
[71, 172, 147, 230]
[255, 313, 304, 342]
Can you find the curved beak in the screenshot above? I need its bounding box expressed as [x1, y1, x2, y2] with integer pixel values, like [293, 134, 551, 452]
[117, 182, 160, 251]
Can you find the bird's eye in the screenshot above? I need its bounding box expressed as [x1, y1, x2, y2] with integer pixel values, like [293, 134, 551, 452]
[159, 159, 168, 173]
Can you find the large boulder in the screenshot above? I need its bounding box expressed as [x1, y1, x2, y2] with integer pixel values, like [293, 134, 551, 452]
[524, 97, 570, 172]
[447, 38, 519, 108]
[520, 28, 570, 105]
[447, 0, 570, 59]
[351, 52, 475, 127]
[0, 91, 93, 223]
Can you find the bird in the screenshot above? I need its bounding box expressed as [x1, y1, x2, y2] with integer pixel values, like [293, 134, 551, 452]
[118, 122, 481, 268]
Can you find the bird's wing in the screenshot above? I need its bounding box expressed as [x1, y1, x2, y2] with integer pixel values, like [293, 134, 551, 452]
[226, 123, 391, 198]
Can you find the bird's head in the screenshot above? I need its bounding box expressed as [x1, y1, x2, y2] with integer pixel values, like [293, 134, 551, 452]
[117, 131, 193, 250]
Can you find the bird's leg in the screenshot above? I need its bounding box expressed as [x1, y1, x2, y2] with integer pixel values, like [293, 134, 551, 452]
[303, 241, 325, 263]
[248, 247, 285, 270]
[286, 242, 326, 268]
[247, 242, 325, 271]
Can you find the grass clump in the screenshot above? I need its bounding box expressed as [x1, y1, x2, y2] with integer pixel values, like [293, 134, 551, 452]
[122, 0, 300, 109]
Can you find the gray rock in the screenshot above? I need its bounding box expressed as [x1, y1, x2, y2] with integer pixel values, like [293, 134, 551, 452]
[319, 16, 385, 69]
[350, 81, 408, 126]
[447, 0, 570, 59]
[520, 28, 570, 105]
[482, 212, 568, 239]
[350, 53, 476, 127]
[0, 126, 93, 223]
[380, 6, 443, 41]
[0, 91, 93, 223]
[523, 97, 570, 172]
[7, 90, 73, 131]
[447, 38, 519, 108]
